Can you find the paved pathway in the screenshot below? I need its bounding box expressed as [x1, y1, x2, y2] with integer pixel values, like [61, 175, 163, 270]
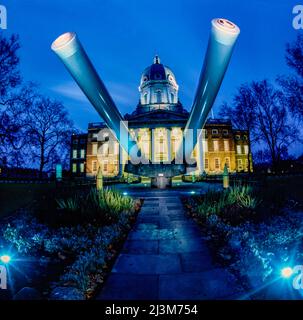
[98, 196, 244, 300]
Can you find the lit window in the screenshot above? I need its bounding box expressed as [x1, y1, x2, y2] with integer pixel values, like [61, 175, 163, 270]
[72, 163, 77, 173]
[205, 158, 209, 169]
[236, 145, 242, 154]
[203, 140, 208, 152]
[212, 129, 219, 135]
[114, 142, 119, 155]
[72, 149, 77, 159]
[215, 158, 220, 170]
[225, 157, 230, 168]
[244, 145, 249, 154]
[156, 91, 162, 103]
[142, 140, 149, 157]
[159, 137, 164, 154]
[171, 138, 176, 155]
[224, 140, 229, 151]
[80, 149, 85, 158]
[171, 93, 174, 103]
[237, 159, 243, 170]
[213, 140, 219, 151]
[103, 161, 108, 172]
[92, 144, 98, 155]
[102, 143, 109, 156]
[80, 163, 84, 173]
[92, 160, 97, 173]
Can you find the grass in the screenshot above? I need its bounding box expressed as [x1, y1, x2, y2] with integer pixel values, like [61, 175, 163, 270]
[0, 182, 55, 218]
[55, 188, 134, 225]
[191, 184, 261, 226]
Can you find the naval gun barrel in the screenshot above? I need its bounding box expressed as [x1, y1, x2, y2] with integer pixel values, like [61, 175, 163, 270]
[51, 32, 141, 161]
[183, 18, 240, 161]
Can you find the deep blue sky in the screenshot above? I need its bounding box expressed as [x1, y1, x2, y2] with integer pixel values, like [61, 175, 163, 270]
[4, 0, 302, 154]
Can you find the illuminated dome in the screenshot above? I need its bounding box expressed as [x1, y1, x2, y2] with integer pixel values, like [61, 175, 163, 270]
[139, 56, 179, 109]
[140, 56, 178, 88]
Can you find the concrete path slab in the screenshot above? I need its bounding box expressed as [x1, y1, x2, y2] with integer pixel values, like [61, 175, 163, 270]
[97, 195, 243, 300]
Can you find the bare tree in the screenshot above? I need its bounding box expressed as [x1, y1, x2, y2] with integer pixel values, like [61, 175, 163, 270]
[24, 96, 74, 178]
[278, 34, 303, 120]
[220, 84, 257, 173]
[0, 33, 24, 165]
[221, 80, 299, 172]
[251, 80, 298, 171]
[0, 33, 21, 104]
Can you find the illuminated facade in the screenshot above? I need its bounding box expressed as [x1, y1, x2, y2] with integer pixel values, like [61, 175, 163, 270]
[71, 57, 252, 178]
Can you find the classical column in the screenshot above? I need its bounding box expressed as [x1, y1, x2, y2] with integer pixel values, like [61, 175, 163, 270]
[151, 128, 156, 163]
[166, 128, 171, 164]
[197, 129, 204, 174]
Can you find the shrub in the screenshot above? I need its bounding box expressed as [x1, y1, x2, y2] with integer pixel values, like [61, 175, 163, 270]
[3, 215, 50, 253]
[196, 185, 261, 225]
[55, 188, 134, 226]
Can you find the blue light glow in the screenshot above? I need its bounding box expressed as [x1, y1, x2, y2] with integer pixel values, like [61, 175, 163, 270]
[0, 255, 11, 264]
[123, 192, 128, 196]
[190, 191, 196, 195]
[281, 267, 293, 278]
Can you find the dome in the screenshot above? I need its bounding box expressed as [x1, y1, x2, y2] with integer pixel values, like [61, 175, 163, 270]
[140, 55, 178, 89]
[134, 56, 185, 114]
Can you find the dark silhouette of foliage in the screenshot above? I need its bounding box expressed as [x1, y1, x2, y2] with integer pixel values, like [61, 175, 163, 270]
[220, 80, 298, 171]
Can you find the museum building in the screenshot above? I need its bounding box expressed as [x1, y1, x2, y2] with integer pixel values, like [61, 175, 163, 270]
[71, 56, 252, 179]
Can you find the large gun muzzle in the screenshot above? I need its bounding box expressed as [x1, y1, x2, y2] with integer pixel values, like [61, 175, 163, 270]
[183, 18, 240, 161]
[51, 32, 141, 161]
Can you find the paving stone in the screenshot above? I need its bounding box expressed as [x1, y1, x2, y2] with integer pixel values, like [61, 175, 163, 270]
[122, 240, 159, 254]
[180, 252, 214, 272]
[135, 223, 159, 230]
[98, 274, 158, 300]
[137, 216, 160, 224]
[167, 221, 197, 228]
[129, 229, 159, 240]
[158, 229, 176, 240]
[112, 254, 182, 274]
[165, 199, 182, 204]
[159, 270, 242, 300]
[159, 238, 209, 254]
[167, 206, 182, 210]
[140, 208, 160, 215]
[173, 227, 202, 239]
[144, 203, 160, 207]
[98, 194, 245, 300]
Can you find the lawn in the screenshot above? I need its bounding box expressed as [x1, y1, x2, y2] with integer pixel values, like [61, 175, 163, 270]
[0, 183, 56, 218]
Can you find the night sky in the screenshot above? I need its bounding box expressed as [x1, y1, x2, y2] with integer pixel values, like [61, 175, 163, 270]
[4, 0, 302, 154]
